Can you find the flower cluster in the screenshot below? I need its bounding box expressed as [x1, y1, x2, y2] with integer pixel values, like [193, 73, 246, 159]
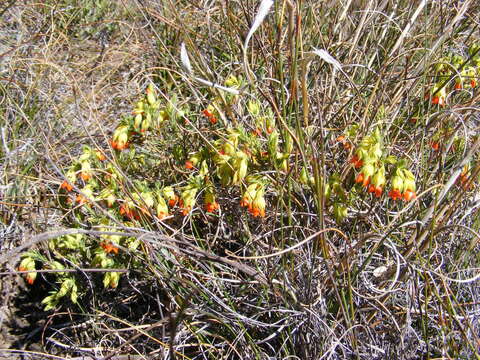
[240, 182, 266, 217]
[203, 105, 218, 124]
[425, 44, 480, 106]
[388, 168, 416, 201]
[18, 256, 36, 285]
[352, 128, 385, 197]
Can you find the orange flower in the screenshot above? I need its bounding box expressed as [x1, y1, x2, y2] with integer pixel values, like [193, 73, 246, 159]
[80, 172, 92, 181]
[110, 139, 129, 151]
[26, 274, 35, 285]
[168, 196, 179, 207]
[431, 95, 445, 106]
[454, 82, 462, 90]
[203, 109, 213, 118]
[266, 126, 274, 134]
[203, 109, 217, 124]
[403, 189, 416, 202]
[362, 176, 370, 187]
[356, 172, 371, 187]
[388, 188, 402, 201]
[471, 80, 477, 88]
[101, 241, 119, 255]
[60, 180, 73, 192]
[95, 150, 106, 161]
[355, 173, 364, 184]
[75, 194, 88, 205]
[181, 205, 192, 216]
[119, 204, 137, 220]
[336, 136, 351, 149]
[157, 211, 168, 220]
[350, 155, 363, 169]
[185, 161, 194, 170]
[431, 141, 440, 151]
[374, 186, 383, 198]
[240, 197, 250, 209]
[252, 128, 262, 137]
[204, 201, 219, 213]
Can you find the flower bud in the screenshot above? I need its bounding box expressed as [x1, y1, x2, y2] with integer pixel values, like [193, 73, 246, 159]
[80, 161, 92, 181]
[146, 83, 156, 106]
[361, 163, 376, 179]
[268, 130, 279, 155]
[225, 75, 239, 88]
[299, 167, 309, 185]
[247, 100, 261, 116]
[333, 202, 348, 223]
[372, 167, 386, 188]
[250, 187, 266, 217]
[134, 113, 143, 130]
[156, 195, 169, 220]
[141, 112, 151, 132]
[391, 175, 404, 193]
[19, 257, 36, 285]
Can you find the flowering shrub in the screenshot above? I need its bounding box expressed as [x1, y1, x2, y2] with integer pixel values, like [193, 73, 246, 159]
[18, 44, 480, 311]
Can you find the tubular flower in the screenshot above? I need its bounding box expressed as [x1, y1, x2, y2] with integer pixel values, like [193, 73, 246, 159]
[403, 189, 416, 201]
[111, 125, 130, 151]
[95, 150, 106, 161]
[350, 155, 363, 169]
[388, 188, 402, 201]
[186, 152, 202, 170]
[18, 257, 36, 285]
[101, 241, 119, 255]
[431, 141, 440, 151]
[75, 194, 88, 205]
[156, 194, 169, 220]
[80, 161, 92, 182]
[120, 202, 139, 220]
[204, 201, 220, 213]
[357, 163, 375, 188]
[163, 187, 178, 207]
[240, 183, 259, 210]
[370, 167, 386, 198]
[75, 186, 93, 206]
[60, 170, 77, 192]
[203, 105, 218, 124]
[355, 172, 365, 185]
[252, 127, 262, 137]
[60, 180, 73, 192]
[389, 173, 404, 201]
[146, 83, 157, 106]
[180, 187, 197, 216]
[249, 188, 266, 218]
[18, 256, 37, 285]
[426, 85, 446, 106]
[402, 170, 416, 201]
[336, 135, 352, 149]
[204, 190, 219, 213]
